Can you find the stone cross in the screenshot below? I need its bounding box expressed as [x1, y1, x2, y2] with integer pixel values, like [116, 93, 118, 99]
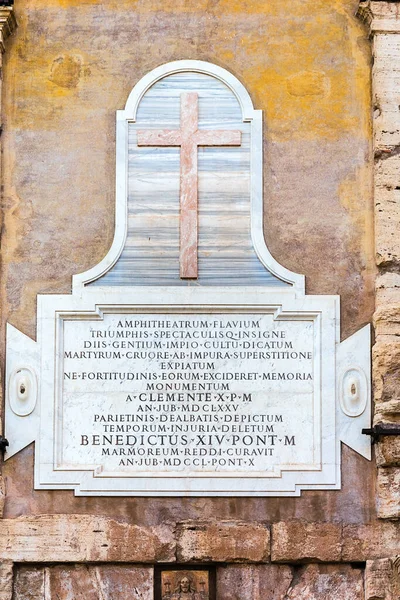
[137, 92, 242, 279]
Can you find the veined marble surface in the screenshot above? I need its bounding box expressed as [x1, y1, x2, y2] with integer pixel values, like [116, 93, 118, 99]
[92, 72, 287, 287]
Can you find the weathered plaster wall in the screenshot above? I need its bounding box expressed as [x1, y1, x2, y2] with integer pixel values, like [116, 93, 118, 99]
[0, 0, 376, 523]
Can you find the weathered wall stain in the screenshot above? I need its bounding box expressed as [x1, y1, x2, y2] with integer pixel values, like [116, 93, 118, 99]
[49, 54, 82, 89]
[286, 71, 329, 97]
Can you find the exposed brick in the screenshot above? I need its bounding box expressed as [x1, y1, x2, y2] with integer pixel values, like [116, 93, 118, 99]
[176, 521, 270, 563]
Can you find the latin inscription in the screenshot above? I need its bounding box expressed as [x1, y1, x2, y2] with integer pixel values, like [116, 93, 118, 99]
[61, 314, 317, 474]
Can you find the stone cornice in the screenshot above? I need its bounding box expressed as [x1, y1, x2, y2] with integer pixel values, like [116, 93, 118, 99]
[357, 1, 374, 28]
[357, 1, 400, 34]
[0, 7, 16, 53]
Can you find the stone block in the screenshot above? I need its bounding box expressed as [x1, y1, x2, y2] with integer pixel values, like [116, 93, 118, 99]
[371, 1, 400, 24]
[216, 564, 293, 600]
[0, 516, 175, 563]
[365, 557, 400, 600]
[0, 479, 6, 520]
[272, 520, 400, 564]
[374, 112, 400, 148]
[393, 557, 400, 599]
[375, 155, 400, 189]
[374, 187, 400, 267]
[372, 340, 400, 410]
[376, 273, 400, 306]
[0, 562, 13, 600]
[342, 522, 400, 561]
[365, 559, 393, 600]
[375, 436, 400, 467]
[271, 522, 342, 563]
[373, 69, 400, 109]
[12, 566, 44, 600]
[377, 467, 400, 519]
[46, 565, 153, 600]
[374, 400, 400, 425]
[95, 565, 153, 600]
[47, 565, 99, 600]
[12, 565, 154, 600]
[373, 31, 400, 66]
[374, 304, 400, 337]
[284, 564, 364, 600]
[176, 521, 270, 563]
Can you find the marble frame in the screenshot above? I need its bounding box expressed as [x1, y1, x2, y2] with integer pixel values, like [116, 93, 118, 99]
[72, 60, 304, 292]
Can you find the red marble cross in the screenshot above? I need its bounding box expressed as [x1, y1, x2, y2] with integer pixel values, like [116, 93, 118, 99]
[137, 92, 242, 279]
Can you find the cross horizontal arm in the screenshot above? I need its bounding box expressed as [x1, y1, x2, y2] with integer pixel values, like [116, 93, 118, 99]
[137, 130, 182, 146]
[195, 130, 241, 146]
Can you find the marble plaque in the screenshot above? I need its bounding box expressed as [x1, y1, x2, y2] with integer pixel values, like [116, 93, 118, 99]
[63, 313, 315, 475]
[5, 61, 371, 496]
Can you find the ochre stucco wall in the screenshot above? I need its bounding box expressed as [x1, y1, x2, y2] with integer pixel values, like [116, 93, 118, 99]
[1, 0, 375, 525]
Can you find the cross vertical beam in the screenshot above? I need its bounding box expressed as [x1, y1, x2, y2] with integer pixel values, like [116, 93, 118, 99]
[179, 92, 199, 278]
